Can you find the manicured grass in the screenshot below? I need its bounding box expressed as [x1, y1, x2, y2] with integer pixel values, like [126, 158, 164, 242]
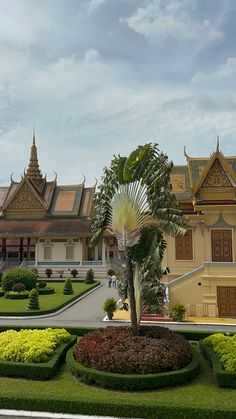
[0, 282, 99, 314]
[0, 345, 235, 418]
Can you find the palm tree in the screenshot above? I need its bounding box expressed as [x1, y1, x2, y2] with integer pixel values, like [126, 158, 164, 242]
[92, 143, 186, 336]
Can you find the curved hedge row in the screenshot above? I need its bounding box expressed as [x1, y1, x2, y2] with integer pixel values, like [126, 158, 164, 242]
[37, 287, 55, 295]
[200, 340, 236, 388]
[66, 345, 200, 391]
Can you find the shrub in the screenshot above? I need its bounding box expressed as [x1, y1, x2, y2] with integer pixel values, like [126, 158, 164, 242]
[31, 267, 38, 276]
[37, 287, 55, 295]
[85, 269, 94, 284]
[45, 268, 52, 278]
[63, 278, 73, 295]
[0, 272, 3, 283]
[2, 268, 37, 292]
[71, 269, 78, 278]
[27, 288, 40, 311]
[5, 291, 29, 299]
[0, 328, 71, 363]
[103, 298, 117, 320]
[172, 303, 186, 321]
[74, 326, 192, 374]
[58, 270, 64, 278]
[0, 287, 5, 297]
[12, 282, 26, 292]
[38, 280, 47, 289]
[203, 333, 236, 372]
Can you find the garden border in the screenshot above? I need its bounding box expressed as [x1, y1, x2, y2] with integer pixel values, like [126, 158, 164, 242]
[199, 340, 236, 388]
[66, 345, 200, 391]
[0, 335, 77, 380]
[0, 281, 100, 317]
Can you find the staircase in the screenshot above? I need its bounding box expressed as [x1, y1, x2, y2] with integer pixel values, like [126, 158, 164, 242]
[35, 263, 108, 279]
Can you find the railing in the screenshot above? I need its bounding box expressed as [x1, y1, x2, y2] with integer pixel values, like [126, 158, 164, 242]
[38, 261, 81, 266]
[82, 261, 103, 266]
[109, 257, 125, 271]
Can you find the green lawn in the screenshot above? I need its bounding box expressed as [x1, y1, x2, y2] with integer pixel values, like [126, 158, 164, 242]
[0, 344, 235, 418]
[0, 282, 99, 314]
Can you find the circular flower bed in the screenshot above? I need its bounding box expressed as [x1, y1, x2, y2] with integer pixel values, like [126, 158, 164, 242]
[74, 326, 192, 374]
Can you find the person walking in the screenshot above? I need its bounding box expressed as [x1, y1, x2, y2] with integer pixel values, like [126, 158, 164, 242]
[111, 273, 117, 288]
[107, 274, 112, 288]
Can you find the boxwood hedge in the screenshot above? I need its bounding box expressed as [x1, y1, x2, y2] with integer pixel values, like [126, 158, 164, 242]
[0, 335, 77, 380]
[66, 345, 200, 391]
[200, 340, 236, 388]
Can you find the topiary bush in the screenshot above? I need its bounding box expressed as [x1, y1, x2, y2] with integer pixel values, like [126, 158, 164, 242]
[74, 326, 192, 374]
[107, 268, 115, 276]
[63, 278, 73, 295]
[12, 282, 26, 292]
[85, 269, 94, 284]
[45, 268, 53, 278]
[27, 288, 40, 311]
[71, 269, 78, 278]
[103, 297, 117, 320]
[203, 333, 236, 372]
[2, 268, 37, 292]
[38, 280, 47, 289]
[4, 291, 29, 299]
[172, 303, 186, 321]
[37, 287, 55, 295]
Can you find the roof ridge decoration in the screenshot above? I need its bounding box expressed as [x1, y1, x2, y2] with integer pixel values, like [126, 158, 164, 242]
[26, 132, 45, 192]
[192, 143, 236, 196]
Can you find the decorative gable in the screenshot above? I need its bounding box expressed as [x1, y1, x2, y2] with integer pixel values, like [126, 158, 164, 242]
[202, 159, 232, 188]
[6, 181, 45, 210]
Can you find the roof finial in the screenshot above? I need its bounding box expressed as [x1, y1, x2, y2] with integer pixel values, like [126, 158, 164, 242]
[33, 127, 36, 146]
[184, 145, 189, 159]
[216, 135, 220, 152]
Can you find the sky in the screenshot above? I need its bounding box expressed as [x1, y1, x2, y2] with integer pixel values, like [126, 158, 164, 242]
[1, 0, 236, 186]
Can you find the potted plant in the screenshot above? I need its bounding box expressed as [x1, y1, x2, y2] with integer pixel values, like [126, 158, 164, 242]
[71, 269, 78, 278]
[103, 297, 117, 320]
[172, 303, 186, 322]
[45, 268, 52, 278]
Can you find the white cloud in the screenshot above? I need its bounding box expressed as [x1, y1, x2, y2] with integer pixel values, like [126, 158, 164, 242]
[121, 0, 223, 49]
[192, 57, 236, 83]
[88, 0, 109, 13]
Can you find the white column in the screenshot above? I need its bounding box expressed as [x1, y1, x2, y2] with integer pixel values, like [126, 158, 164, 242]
[35, 239, 38, 267]
[78, 239, 83, 266]
[95, 245, 99, 261]
[102, 239, 106, 265]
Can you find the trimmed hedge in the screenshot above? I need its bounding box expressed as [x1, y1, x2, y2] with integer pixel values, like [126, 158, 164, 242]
[37, 287, 55, 295]
[67, 345, 200, 391]
[0, 335, 77, 380]
[2, 268, 37, 291]
[4, 291, 29, 299]
[0, 281, 100, 316]
[200, 340, 236, 388]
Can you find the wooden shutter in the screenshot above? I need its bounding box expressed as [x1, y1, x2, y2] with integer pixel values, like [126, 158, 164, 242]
[175, 230, 193, 260]
[44, 246, 52, 260]
[66, 246, 74, 260]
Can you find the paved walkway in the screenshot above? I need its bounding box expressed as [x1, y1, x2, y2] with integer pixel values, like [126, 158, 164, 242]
[0, 282, 119, 328]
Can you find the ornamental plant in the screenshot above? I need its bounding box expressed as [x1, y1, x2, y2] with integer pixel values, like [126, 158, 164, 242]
[12, 282, 25, 292]
[103, 297, 117, 320]
[172, 303, 186, 322]
[0, 328, 71, 363]
[85, 269, 94, 284]
[107, 269, 115, 276]
[45, 268, 52, 278]
[204, 333, 236, 371]
[91, 143, 186, 336]
[2, 268, 37, 291]
[63, 278, 73, 295]
[71, 269, 78, 278]
[38, 280, 47, 289]
[27, 288, 40, 310]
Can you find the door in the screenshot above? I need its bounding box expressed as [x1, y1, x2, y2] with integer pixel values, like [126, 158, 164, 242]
[211, 230, 232, 262]
[217, 286, 236, 317]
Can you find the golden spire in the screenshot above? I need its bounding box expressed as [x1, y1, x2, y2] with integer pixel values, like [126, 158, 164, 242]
[26, 132, 44, 189]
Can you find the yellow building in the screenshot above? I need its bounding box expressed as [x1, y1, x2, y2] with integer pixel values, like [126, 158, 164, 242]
[166, 141, 236, 317]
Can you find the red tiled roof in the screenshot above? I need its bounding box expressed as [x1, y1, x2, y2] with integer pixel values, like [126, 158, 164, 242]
[0, 219, 91, 237]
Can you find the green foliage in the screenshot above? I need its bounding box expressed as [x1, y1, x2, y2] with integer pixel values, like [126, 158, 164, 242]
[45, 268, 53, 278]
[172, 303, 186, 321]
[0, 287, 5, 297]
[67, 345, 199, 391]
[37, 287, 55, 295]
[85, 269, 94, 284]
[0, 335, 76, 380]
[103, 298, 117, 319]
[4, 291, 29, 299]
[12, 282, 25, 292]
[63, 278, 73, 295]
[203, 333, 236, 372]
[2, 268, 37, 291]
[0, 328, 71, 363]
[38, 280, 47, 289]
[27, 288, 40, 310]
[31, 267, 38, 276]
[200, 340, 236, 388]
[70, 269, 78, 278]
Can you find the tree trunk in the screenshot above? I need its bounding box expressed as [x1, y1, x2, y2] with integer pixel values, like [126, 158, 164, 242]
[126, 254, 139, 336]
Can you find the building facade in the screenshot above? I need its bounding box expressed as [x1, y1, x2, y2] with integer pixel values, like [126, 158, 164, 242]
[0, 137, 117, 277]
[166, 142, 236, 317]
